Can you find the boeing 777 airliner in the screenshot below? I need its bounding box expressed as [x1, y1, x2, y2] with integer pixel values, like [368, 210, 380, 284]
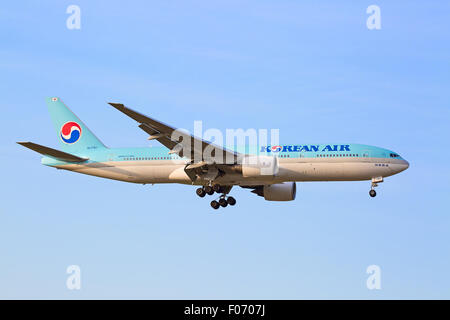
[18, 98, 409, 209]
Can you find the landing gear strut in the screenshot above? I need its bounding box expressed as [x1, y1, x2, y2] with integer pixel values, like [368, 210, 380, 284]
[204, 185, 214, 195]
[369, 177, 383, 198]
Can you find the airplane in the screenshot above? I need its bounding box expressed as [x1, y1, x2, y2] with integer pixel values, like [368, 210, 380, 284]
[18, 97, 409, 209]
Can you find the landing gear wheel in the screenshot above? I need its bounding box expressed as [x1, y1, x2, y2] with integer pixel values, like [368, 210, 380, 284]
[210, 200, 220, 209]
[213, 184, 221, 192]
[196, 187, 206, 198]
[218, 198, 228, 207]
[369, 189, 377, 197]
[205, 186, 214, 195]
[226, 196, 236, 206]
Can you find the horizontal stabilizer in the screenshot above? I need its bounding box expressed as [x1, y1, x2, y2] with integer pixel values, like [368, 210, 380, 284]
[17, 142, 88, 162]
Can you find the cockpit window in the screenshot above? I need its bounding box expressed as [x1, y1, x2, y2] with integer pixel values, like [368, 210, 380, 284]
[390, 153, 400, 158]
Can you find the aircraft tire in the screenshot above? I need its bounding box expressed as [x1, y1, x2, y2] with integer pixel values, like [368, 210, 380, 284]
[205, 186, 214, 195]
[227, 196, 236, 206]
[211, 200, 220, 209]
[196, 187, 206, 197]
[219, 198, 228, 207]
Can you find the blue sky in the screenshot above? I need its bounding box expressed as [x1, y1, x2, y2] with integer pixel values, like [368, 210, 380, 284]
[1, 1, 449, 299]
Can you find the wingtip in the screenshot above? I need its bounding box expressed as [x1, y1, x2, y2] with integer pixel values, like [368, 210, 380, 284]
[108, 102, 123, 108]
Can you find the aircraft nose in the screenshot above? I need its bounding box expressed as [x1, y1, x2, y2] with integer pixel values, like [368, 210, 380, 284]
[399, 159, 409, 172]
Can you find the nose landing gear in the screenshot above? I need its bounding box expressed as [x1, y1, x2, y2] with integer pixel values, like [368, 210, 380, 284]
[369, 176, 383, 198]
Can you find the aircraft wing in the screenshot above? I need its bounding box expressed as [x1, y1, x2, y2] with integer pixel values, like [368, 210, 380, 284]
[108, 102, 239, 165]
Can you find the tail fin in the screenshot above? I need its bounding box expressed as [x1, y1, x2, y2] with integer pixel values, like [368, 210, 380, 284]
[46, 97, 107, 154]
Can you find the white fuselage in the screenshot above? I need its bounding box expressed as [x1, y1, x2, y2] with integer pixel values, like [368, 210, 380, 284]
[53, 156, 409, 186]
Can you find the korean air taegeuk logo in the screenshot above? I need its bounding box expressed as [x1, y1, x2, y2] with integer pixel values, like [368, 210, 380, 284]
[60, 121, 82, 144]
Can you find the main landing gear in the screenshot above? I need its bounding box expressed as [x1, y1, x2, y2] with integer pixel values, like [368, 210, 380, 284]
[369, 177, 383, 198]
[196, 184, 236, 209]
[210, 196, 236, 209]
[196, 186, 215, 197]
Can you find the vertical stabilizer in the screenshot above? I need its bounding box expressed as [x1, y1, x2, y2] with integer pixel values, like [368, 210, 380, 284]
[46, 97, 107, 154]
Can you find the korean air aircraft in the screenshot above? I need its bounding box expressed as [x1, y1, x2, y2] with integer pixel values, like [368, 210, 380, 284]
[18, 98, 409, 209]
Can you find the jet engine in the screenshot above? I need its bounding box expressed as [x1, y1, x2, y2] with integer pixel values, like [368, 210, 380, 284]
[250, 182, 297, 201]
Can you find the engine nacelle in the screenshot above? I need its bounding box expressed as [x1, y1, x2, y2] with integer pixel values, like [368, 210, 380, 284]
[241, 156, 279, 177]
[263, 182, 296, 201]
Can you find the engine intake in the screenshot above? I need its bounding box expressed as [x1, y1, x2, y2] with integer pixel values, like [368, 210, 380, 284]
[256, 182, 297, 201]
[262, 182, 297, 201]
